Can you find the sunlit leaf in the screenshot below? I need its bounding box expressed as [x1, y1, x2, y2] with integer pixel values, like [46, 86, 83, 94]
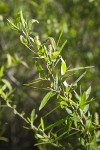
[83, 104, 89, 114]
[67, 66, 94, 72]
[48, 37, 56, 51]
[20, 35, 28, 45]
[6, 54, 12, 68]
[31, 19, 39, 24]
[41, 117, 44, 130]
[31, 109, 36, 128]
[39, 91, 55, 110]
[80, 92, 86, 109]
[86, 86, 91, 99]
[20, 10, 26, 28]
[7, 19, 19, 30]
[24, 78, 44, 86]
[74, 91, 80, 101]
[54, 75, 58, 90]
[52, 40, 67, 59]
[61, 58, 67, 75]
[35, 134, 44, 139]
[65, 107, 72, 115]
[2, 79, 12, 91]
[0, 66, 4, 78]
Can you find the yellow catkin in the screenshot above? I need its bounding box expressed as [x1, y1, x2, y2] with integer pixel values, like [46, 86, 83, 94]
[94, 112, 99, 125]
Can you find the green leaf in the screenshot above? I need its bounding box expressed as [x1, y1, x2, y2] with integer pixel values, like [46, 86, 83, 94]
[52, 51, 60, 59]
[59, 40, 67, 54]
[74, 72, 86, 85]
[67, 66, 94, 72]
[31, 19, 39, 24]
[35, 134, 44, 139]
[24, 78, 44, 86]
[56, 130, 68, 141]
[45, 119, 65, 131]
[48, 37, 56, 51]
[41, 117, 44, 130]
[6, 54, 12, 68]
[80, 98, 95, 108]
[86, 86, 91, 99]
[35, 61, 44, 77]
[31, 109, 36, 128]
[0, 90, 6, 99]
[39, 91, 54, 110]
[74, 91, 80, 101]
[0, 66, 4, 78]
[83, 104, 89, 114]
[60, 101, 68, 108]
[20, 35, 28, 45]
[0, 137, 8, 142]
[29, 0, 39, 7]
[66, 119, 72, 132]
[2, 79, 12, 91]
[54, 75, 58, 90]
[83, 116, 92, 136]
[61, 58, 67, 75]
[65, 107, 72, 115]
[52, 40, 67, 59]
[88, 135, 99, 150]
[80, 92, 86, 109]
[57, 30, 63, 46]
[66, 86, 69, 94]
[7, 19, 19, 30]
[60, 95, 77, 107]
[20, 10, 26, 28]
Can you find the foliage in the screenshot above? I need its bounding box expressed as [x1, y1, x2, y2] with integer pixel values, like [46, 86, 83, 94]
[0, 11, 100, 150]
[0, 0, 100, 149]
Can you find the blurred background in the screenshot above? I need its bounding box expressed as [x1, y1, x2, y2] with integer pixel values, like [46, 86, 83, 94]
[0, 0, 100, 149]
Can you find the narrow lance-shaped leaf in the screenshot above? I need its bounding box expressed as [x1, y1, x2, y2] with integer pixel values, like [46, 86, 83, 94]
[65, 107, 72, 115]
[7, 19, 20, 31]
[67, 66, 94, 72]
[83, 104, 89, 114]
[86, 86, 91, 99]
[24, 78, 45, 86]
[73, 72, 86, 85]
[31, 109, 36, 128]
[52, 40, 67, 59]
[55, 130, 68, 141]
[35, 61, 44, 77]
[39, 91, 55, 110]
[45, 119, 65, 131]
[20, 10, 26, 28]
[57, 30, 63, 46]
[54, 75, 58, 90]
[74, 91, 80, 101]
[40, 117, 44, 130]
[48, 37, 56, 51]
[61, 58, 67, 75]
[2, 79, 12, 91]
[80, 92, 86, 110]
[0, 66, 4, 78]
[0, 137, 9, 142]
[83, 116, 92, 136]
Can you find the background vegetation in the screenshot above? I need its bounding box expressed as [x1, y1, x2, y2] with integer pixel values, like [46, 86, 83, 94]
[0, 0, 100, 149]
